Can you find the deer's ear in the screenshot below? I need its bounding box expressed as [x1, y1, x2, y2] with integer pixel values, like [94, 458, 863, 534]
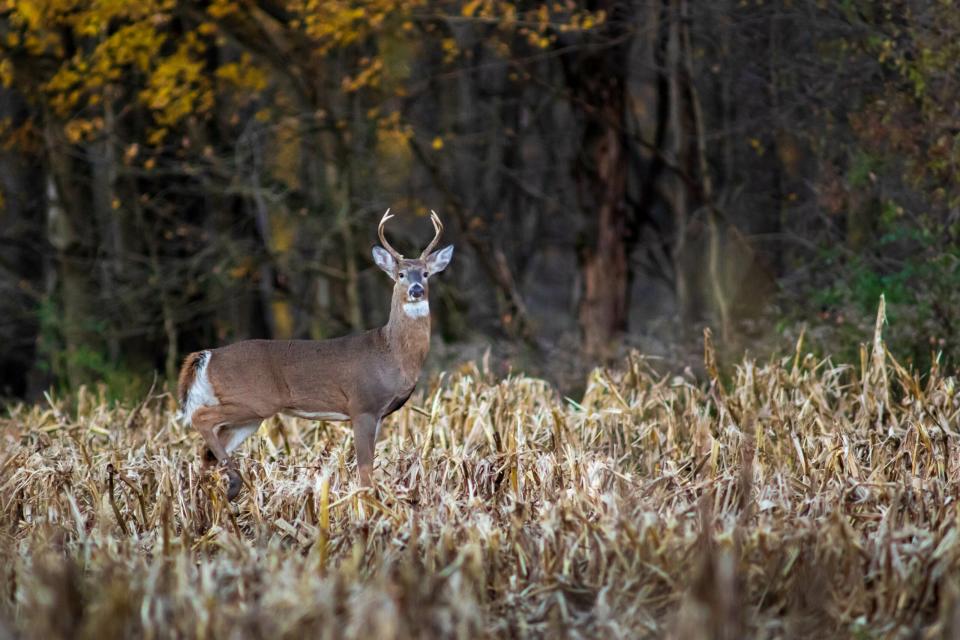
[426, 245, 454, 274]
[372, 246, 397, 280]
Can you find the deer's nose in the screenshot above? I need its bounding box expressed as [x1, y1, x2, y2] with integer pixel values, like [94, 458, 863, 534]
[409, 283, 424, 299]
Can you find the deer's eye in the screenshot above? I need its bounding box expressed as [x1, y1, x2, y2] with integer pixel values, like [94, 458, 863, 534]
[422, 271, 429, 278]
[398, 272, 405, 279]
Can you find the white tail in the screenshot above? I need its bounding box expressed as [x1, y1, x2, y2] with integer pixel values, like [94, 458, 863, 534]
[178, 210, 454, 499]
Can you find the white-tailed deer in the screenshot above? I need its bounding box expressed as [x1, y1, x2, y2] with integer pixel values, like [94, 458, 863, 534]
[177, 210, 453, 499]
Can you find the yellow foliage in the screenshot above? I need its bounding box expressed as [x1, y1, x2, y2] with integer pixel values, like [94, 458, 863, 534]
[452, 2, 605, 37]
[296, 0, 427, 54]
[45, 21, 167, 116]
[375, 110, 413, 161]
[216, 54, 268, 93]
[139, 33, 212, 128]
[341, 57, 383, 93]
[207, 0, 237, 20]
[0, 119, 38, 152]
[462, 0, 483, 18]
[536, 4, 549, 26]
[0, 0, 608, 168]
[8, 0, 43, 31]
[0, 58, 12, 88]
[146, 128, 167, 146]
[69, 0, 173, 38]
[441, 37, 459, 63]
[228, 263, 251, 280]
[64, 118, 100, 144]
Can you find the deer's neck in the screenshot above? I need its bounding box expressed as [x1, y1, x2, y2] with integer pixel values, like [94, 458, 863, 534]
[384, 289, 431, 381]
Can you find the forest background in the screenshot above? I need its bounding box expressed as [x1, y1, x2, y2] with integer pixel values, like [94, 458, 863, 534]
[0, 0, 956, 400]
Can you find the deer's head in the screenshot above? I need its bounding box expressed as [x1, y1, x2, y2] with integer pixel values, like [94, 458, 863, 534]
[372, 209, 453, 316]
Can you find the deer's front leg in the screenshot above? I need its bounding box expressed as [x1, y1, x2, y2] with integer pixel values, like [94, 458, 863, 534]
[351, 413, 379, 487]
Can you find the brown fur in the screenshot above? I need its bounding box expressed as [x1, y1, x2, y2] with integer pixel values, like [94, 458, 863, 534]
[203, 298, 429, 419]
[186, 291, 430, 493]
[180, 216, 452, 495]
[177, 351, 204, 407]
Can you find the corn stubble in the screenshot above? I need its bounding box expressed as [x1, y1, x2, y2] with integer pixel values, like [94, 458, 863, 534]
[2, 326, 960, 638]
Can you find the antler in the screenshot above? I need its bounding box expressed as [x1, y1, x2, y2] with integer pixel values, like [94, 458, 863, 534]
[377, 208, 403, 260]
[419, 210, 444, 259]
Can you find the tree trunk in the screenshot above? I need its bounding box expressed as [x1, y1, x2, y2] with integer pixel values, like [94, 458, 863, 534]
[46, 136, 100, 388]
[565, 1, 633, 360]
[577, 118, 629, 359]
[680, 0, 729, 341]
[0, 89, 47, 397]
[90, 99, 120, 361]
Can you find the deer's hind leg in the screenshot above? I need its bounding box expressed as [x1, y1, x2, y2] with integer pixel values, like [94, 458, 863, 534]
[201, 421, 261, 466]
[191, 404, 264, 500]
[220, 422, 262, 455]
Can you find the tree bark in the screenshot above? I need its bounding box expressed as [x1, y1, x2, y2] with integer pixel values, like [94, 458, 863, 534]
[90, 98, 120, 361]
[577, 116, 630, 360]
[45, 131, 100, 388]
[680, 0, 730, 341]
[564, 1, 633, 360]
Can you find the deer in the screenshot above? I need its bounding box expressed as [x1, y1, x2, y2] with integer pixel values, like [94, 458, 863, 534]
[177, 209, 453, 500]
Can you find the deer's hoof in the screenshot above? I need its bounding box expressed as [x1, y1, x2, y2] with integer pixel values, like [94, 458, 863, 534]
[225, 468, 242, 501]
[201, 447, 217, 468]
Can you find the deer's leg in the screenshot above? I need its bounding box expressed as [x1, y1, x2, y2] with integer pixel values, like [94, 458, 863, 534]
[192, 404, 262, 500]
[351, 413, 379, 487]
[201, 446, 218, 468]
[192, 408, 231, 465]
[200, 421, 261, 469]
[220, 422, 262, 455]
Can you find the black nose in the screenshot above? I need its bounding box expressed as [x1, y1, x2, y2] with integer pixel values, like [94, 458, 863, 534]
[409, 283, 424, 299]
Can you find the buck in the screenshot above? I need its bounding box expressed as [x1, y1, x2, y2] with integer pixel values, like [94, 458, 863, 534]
[177, 210, 453, 499]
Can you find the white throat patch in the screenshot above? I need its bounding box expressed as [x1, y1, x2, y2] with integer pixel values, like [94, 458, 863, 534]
[403, 300, 430, 318]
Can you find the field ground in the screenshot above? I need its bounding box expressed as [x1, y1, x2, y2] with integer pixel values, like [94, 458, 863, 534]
[1, 324, 959, 638]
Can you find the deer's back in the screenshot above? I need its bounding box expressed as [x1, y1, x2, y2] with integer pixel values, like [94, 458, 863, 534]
[206, 332, 391, 417]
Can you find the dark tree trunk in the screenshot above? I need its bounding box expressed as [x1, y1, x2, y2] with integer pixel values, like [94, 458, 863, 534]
[564, 2, 633, 359]
[0, 89, 47, 397]
[577, 114, 629, 360]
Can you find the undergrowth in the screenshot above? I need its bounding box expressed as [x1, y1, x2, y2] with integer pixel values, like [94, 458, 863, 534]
[0, 303, 958, 638]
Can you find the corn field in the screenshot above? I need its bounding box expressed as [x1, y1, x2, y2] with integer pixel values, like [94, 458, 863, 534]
[2, 314, 960, 638]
